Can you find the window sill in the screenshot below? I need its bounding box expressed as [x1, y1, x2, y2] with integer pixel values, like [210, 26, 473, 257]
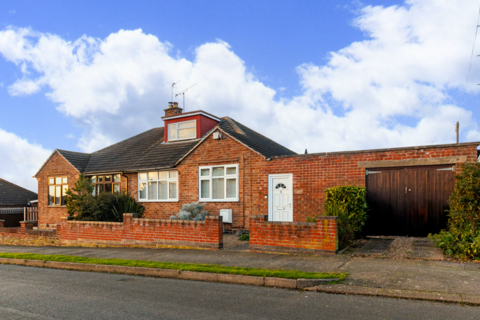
[138, 200, 179, 203]
[199, 199, 239, 203]
[47, 205, 67, 208]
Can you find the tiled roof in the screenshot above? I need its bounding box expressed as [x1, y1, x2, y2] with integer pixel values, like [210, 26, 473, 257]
[43, 114, 296, 174]
[57, 150, 90, 172]
[0, 178, 37, 206]
[219, 118, 296, 158]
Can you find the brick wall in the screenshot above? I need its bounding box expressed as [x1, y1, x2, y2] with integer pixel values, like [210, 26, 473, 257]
[255, 144, 479, 221]
[0, 219, 60, 246]
[58, 214, 223, 249]
[36, 152, 81, 229]
[249, 215, 338, 254]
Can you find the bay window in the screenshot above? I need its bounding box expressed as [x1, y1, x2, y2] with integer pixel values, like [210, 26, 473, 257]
[199, 164, 238, 201]
[168, 120, 196, 141]
[48, 176, 68, 206]
[138, 171, 178, 201]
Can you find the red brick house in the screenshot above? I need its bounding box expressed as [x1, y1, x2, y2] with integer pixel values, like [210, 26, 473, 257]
[34, 102, 480, 236]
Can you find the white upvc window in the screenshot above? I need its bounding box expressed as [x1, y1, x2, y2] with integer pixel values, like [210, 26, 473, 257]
[168, 120, 196, 141]
[138, 171, 178, 202]
[199, 164, 239, 202]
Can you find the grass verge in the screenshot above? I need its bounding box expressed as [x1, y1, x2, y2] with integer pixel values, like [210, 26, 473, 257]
[0, 252, 347, 280]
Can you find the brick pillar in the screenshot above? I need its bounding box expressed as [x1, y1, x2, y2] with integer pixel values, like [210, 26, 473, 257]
[123, 213, 137, 228]
[316, 216, 339, 253]
[0, 220, 4, 228]
[205, 216, 223, 249]
[249, 215, 267, 247]
[20, 221, 35, 234]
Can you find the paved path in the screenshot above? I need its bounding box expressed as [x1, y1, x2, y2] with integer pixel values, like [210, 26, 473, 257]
[0, 245, 479, 297]
[1, 264, 479, 320]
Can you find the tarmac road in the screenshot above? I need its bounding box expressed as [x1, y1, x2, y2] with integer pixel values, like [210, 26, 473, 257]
[0, 264, 478, 320]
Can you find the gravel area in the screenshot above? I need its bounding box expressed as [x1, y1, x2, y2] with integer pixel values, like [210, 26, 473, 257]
[385, 237, 417, 259]
[223, 234, 249, 251]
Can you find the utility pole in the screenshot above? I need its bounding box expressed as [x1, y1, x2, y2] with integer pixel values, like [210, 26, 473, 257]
[456, 122, 459, 144]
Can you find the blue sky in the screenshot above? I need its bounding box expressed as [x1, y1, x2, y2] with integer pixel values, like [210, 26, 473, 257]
[0, 0, 479, 191]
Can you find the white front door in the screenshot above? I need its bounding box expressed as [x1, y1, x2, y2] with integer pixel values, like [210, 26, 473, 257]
[268, 174, 293, 222]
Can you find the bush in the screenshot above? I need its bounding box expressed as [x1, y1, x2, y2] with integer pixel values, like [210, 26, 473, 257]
[65, 175, 145, 222]
[239, 234, 250, 241]
[170, 202, 209, 221]
[324, 186, 368, 249]
[429, 163, 480, 260]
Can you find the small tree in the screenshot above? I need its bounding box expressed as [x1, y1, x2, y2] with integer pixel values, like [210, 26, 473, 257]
[429, 163, 480, 260]
[64, 175, 96, 220]
[324, 186, 368, 249]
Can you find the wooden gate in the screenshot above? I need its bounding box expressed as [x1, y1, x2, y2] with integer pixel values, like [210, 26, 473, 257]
[365, 165, 455, 237]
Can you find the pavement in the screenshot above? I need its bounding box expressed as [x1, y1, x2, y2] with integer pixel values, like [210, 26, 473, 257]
[0, 238, 479, 304]
[1, 264, 479, 320]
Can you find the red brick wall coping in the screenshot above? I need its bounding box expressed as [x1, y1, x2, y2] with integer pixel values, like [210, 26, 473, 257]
[249, 215, 338, 255]
[58, 214, 223, 250]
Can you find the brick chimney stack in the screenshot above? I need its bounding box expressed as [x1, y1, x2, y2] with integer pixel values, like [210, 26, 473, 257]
[165, 102, 183, 117]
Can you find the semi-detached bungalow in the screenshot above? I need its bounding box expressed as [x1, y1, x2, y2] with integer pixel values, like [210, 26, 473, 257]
[34, 102, 480, 237]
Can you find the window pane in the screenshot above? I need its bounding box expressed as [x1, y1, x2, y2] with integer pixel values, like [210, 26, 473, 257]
[105, 175, 111, 182]
[91, 176, 97, 183]
[105, 183, 113, 193]
[148, 182, 158, 200]
[169, 182, 177, 199]
[139, 173, 147, 181]
[98, 176, 104, 182]
[113, 174, 121, 182]
[212, 178, 224, 199]
[97, 184, 104, 194]
[178, 121, 195, 128]
[62, 177, 68, 184]
[226, 179, 236, 198]
[159, 181, 168, 199]
[178, 127, 196, 139]
[201, 180, 210, 198]
[169, 124, 177, 140]
[200, 169, 210, 177]
[62, 186, 68, 205]
[148, 172, 158, 180]
[169, 171, 178, 179]
[113, 184, 120, 193]
[139, 182, 147, 199]
[159, 172, 168, 180]
[49, 186, 55, 205]
[55, 177, 62, 185]
[49, 178, 54, 185]
[55, 186, 61, 205]
[226, 167, 236, 175]
[212, 167, 224, 177]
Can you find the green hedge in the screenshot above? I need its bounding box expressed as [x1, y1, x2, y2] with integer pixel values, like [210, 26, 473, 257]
[324, 186, 368, 249]
[429, 163, 480, 260]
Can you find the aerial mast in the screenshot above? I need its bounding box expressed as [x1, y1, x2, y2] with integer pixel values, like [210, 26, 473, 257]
[175, 83, 197, 112]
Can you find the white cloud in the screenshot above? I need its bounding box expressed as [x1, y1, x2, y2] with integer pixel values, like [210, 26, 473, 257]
[0, 0, 479, 155]
[0, 128, 51, 192]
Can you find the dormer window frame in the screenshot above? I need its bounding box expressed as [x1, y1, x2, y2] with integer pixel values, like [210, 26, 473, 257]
[168, 120, 197, 141]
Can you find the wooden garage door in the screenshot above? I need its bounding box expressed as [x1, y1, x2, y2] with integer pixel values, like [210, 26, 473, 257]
[365, 165, 455, 237]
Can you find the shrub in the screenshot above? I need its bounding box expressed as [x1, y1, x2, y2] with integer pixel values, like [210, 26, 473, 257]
[429, 163, 480, 260]
[65, 175, 145, 222]
[170, 202, 209, 221]
[239, 234, 250, 241]
[324, 186, 368, 249]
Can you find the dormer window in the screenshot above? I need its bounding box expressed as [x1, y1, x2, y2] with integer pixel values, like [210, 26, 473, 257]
[168, 120, 196, 141]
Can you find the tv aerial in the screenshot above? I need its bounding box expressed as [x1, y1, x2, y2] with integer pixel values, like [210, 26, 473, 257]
[171, 80, 181, 102]
[175, 83, 197, 112]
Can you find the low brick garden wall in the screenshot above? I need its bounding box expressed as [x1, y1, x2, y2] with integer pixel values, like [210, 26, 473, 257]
[58, 214, 223, 250]
[0, 215, 223, 250]
[0, 220, 60, 246]
[249, 215, 338, 254]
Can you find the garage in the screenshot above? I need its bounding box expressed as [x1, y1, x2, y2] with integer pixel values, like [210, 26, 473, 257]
[365, 165, 455, 237]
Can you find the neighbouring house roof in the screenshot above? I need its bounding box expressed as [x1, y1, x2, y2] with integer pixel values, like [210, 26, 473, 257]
[0, 178, 37, 206]
[38, 116, 297, 175]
